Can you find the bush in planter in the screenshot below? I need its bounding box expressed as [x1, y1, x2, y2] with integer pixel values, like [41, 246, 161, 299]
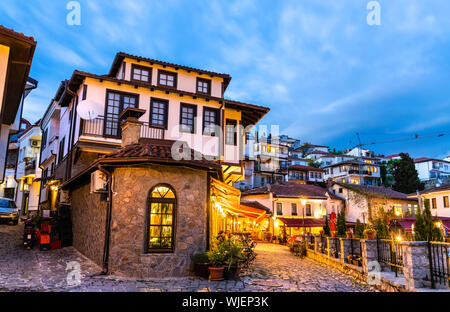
[193, 253, 210, 279]
[223, 239, 244, 280]
[206, 240, 227, 281]
[363, 227, 376, 239]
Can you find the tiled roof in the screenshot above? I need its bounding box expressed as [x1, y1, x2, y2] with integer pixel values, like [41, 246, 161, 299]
[327, 191, 345, 201]
[100, 138, 221, 170]
[414, 157, 450, 164]
[242, 182, 327, 199]
[0, 25, 36, 44]
[333, 182, 416, 201]
[288, 165, 325, 172]
[239, 200, 272, 214]
[413, 184, 450, 195]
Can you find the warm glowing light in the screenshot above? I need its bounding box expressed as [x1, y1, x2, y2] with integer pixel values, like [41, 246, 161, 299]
[435, 222, 442, 228]
[274, 220, 279, 227]
[396, 236, 402, 242]
[300, 199, 306, 206]
[50, 185, 58, 191]
[395, 210, 401, 216]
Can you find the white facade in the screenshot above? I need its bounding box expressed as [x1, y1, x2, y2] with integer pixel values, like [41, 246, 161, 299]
[15, 125, 41, 215]
[414, 159, 450, 182]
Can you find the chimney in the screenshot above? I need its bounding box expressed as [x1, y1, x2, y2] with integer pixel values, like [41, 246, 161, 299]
[118, 107, 146, 147]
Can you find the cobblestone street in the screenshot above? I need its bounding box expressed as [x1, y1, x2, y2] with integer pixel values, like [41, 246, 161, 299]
[0, 222, 376, 292]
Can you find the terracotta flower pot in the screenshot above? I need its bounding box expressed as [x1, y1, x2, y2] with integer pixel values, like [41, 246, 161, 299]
[223, 265, 242, 280]
[331, 232, 336, 237]
[209, 266, 225, 281]
[365, 232, 375, 240]
[194, 262, 210, 279]
[346, 233, 353, 239]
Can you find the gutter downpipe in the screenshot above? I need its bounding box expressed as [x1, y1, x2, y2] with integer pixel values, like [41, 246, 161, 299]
[98, 164, 113, 275]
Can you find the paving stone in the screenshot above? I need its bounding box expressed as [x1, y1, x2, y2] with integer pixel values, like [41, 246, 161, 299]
[0, 223, 377, 292]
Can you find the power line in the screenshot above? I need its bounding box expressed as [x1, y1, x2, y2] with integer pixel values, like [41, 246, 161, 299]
[354, 132, 448, 148]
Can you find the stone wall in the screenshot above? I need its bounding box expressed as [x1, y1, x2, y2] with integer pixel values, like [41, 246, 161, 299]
[70, 178, 107, 266]
[108, 164, 208, 278]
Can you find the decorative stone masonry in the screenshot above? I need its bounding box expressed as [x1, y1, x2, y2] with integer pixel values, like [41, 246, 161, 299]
[400, 241, 433, 290]
[361, 239, 377, 275]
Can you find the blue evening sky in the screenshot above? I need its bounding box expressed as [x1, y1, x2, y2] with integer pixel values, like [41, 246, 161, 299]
[1, 0, 449, 158]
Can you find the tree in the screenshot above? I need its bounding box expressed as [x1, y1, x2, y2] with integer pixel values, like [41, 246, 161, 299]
[307, 158, 323, 168]
[323, 216, 331, 236]
[391, 153, 424, 194]
[355, 219, 364, 238]
[375, 217, 389, 239]
[414, 200, 443, 241]
[337, 211, 347, 237]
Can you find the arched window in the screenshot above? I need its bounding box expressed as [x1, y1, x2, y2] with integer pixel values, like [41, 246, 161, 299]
[147, 184, 176, 253]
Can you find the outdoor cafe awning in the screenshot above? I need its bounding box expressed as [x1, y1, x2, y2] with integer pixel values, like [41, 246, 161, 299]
[278, 217, 325, 228]
[210, 177, 240, 212]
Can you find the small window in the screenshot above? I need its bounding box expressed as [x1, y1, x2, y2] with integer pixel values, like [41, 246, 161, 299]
[131, 65, 151, 83]
[58, 137, 65, 164]
[196, 78, 211, 95]
[291, 203, 297, 216]
[339, 188, 343, 194]
[147, 185, 176, 253]
[225, 119, 237, 145]
[305, 204, 312, 217]
[179, 103, 196, 133]
[203, 107, 220, 136]
[150, 98, 169, 129]
[443, 196, 449, 208]
[276, 203, 283, 215]
[432, 198, 437, 209]
[42, 128, 48, 150]
[158, 70, 177, 88]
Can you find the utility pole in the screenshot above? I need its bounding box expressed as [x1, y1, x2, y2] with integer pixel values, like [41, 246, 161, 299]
[356, 132, 363, 185]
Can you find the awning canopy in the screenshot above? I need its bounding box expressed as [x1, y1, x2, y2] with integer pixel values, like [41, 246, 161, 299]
[278, 217, 325, 228]
[211, 177, 240, 212]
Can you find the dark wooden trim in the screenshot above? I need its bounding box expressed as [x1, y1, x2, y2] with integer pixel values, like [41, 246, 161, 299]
[145, 183, 177, 254]
[157, 69, 178, 89]
[104, 89, 140, 138]
[202, 106, 220, 137]
[196, 77, 211, 96]
[121, 62, 126, 79]
[149, 97, 169, 130]
[82, 84, 88, 100]
[179, 102, 197, 134]
[131, 63, 152, 84]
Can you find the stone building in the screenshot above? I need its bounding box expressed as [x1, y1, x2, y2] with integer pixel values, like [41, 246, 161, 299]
[62, 108, 222, 278]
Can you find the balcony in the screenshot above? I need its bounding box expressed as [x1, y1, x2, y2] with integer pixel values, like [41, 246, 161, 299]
[80, 116, 164, 140]
[348, 169, 372, 176]
[24, 158, 36, 176]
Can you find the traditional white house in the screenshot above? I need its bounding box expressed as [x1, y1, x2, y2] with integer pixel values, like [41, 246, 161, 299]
[0, 26, 36, 183]
[241, 182, 344, 237]
[414, 157, 450, 182]
[15, 124, 41, 216]
[408, 184, 450, 218]
[39, 52, 269, 211]
[323, 160, 381, 186]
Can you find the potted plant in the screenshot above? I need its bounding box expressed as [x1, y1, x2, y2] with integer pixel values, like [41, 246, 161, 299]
[193, 253, 210, 279]
[363, 227, 376, 240]
[223, 240, 244, 280]
[206, 241, 226, 281]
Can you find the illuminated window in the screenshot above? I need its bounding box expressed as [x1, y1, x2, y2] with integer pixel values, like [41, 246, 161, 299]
[276, 203, 283, 215]
[147, 185, 176, 252]
[444, 196, 449, 208]
[305, 204, 312, 216]
[432, 198, 437, 209]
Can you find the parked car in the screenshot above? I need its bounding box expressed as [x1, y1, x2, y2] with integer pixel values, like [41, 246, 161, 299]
[0, 198, 19, 225]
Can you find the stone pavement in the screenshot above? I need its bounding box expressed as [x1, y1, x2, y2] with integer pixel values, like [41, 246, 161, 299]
[0, 222, 377, 292]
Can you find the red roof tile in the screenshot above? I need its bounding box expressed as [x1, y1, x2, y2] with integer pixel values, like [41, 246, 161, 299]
[333, 182, 417, 201]
[289, 165, 325, 172]
[100, 138, 221, 170]
[242, 182, 327, 199]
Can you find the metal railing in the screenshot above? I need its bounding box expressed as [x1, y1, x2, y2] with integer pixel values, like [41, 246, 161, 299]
[319, 235, 327, 254]
[307, 235, 315, 250]
[349, 238, 362, 267]
[333, 237, 341, 259]
[428, 242, 450, 288]
[377, 238, 404, 277]
[80, 116, 164, 140]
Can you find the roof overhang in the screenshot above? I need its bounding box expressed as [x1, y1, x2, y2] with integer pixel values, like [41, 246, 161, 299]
[0, 26, 36, 125]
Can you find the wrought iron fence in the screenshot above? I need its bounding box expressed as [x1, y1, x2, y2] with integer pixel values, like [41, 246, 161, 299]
[332, 237, 341, 259]
[319, 235, 327, 254]
[428, 242, 450, 288]
[307, 235, 315, 250]
[377, 238, 404, 277]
